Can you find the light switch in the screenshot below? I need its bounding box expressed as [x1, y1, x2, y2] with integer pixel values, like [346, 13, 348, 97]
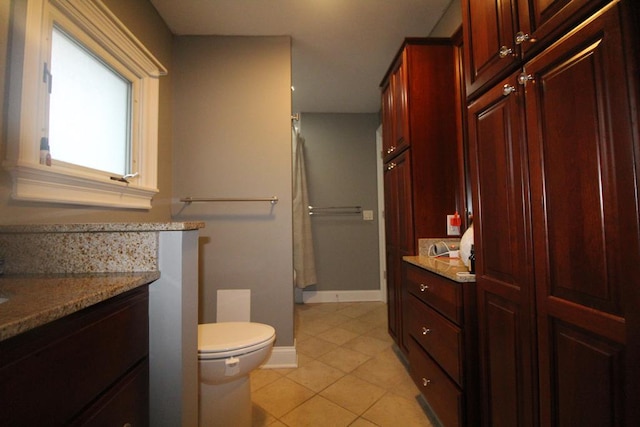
[363, 210, 374, 221]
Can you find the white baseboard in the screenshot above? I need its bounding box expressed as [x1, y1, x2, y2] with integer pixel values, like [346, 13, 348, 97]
[301, 289, 383, 304]
[262, 344, 298, 369]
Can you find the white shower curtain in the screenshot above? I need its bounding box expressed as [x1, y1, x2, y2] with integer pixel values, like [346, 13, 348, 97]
[292, 126, 317, 288]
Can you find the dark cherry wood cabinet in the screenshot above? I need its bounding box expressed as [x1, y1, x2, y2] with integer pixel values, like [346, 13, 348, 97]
[462, 0, 611, 99]
[467, 71, 538, 427]
[384, 149, 413, 344]
[404, 262, 478, 427]
[0, 286, 150, 426]
[525, 5, 638, 425]
[380, 38, 461, 353]
[466, 1, 640, 425]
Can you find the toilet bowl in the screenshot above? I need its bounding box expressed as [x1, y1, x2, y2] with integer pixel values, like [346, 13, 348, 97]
[198, 321, 275, 427]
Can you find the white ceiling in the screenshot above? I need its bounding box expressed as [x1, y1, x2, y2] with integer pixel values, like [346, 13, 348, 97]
[149, 0, 453, 114]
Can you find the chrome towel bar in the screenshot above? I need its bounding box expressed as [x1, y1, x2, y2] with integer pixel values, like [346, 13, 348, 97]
[308, 205, 362, 215]
[181, 196, 278, 204]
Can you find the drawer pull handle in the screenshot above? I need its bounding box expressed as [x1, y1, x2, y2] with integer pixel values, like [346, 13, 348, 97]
[422, 327, 431, 335]
[419, 283, 429, 292]
[422, 378, 431, 387]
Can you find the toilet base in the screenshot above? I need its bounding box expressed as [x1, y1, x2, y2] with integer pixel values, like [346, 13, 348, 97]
[199, 376, 251, 427]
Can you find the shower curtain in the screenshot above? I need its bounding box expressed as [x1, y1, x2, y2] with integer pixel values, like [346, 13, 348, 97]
[292, 126, 317, 288]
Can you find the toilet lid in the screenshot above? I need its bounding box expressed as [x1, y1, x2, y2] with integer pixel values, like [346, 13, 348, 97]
[198, 322, 275, 355]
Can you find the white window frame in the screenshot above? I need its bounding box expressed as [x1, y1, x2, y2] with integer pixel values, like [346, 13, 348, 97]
[5, 0, 167, 209]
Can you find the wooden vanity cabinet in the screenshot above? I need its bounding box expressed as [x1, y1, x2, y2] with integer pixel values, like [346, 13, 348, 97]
[381, 38, 460, 353]
[462, 0, 610, 98]
[403, 262, 478, 427]
[0, 286, 150, 426]
[466, 1, 640, 425]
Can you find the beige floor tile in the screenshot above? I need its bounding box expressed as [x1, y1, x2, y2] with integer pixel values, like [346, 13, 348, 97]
[320, 311, 353, 327]
[351, 351, 410, 390]
[296, 336, 339, 358]
[348, 418, 379, 427]
[317, 327, 359, 345]
[252, 377, 315, 418]
[251, 302, 432, 426]
[362, 393, 433, 427]
[340, 318, 378, 335]
[319, 374, 386, 415]
[286, 359, 345, 392]
[251, 368, 283, 392]
[317, 347, 371, 373]
[296, 318, 335, 336]
[342, 335, 392, 356]
[280, 395, 358, 427]
[365, 325, 395, 343]
[336, 302, 382, 319]
[252, 402, 277, 426]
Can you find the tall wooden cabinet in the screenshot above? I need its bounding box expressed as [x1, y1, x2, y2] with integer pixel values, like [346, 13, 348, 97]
[380, 38, 460, 352]
[464, 0, 640, 425]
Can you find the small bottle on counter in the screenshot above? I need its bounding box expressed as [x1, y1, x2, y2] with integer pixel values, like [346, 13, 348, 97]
[39, 137, 51, 166]
[469, 244, 475, 274]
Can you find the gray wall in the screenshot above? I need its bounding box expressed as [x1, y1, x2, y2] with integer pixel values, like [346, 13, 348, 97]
[300, 113, 380, 293]
[171, 36, 294, 347]
[429, 0, 462, 37]
[0, 0, 174, 223]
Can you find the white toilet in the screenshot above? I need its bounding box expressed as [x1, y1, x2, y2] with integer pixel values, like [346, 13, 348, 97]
[198, 321, 276, 427]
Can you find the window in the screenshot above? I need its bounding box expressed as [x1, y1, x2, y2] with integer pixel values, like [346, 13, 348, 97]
[5, 0, 166, 209]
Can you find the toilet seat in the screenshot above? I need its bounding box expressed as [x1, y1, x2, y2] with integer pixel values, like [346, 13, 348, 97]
[198, 322, 275, 360]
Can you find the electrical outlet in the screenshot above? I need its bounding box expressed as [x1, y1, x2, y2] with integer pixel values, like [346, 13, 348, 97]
[363, 210, 374, 221]
[447, 214, 461, 236]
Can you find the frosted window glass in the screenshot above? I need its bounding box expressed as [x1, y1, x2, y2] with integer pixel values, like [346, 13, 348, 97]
[49, 27, 131, 175]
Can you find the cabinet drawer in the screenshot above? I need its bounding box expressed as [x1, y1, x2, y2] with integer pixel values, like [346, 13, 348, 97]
[0, 287, 149, 426]
[405, 263, 462, 324]
[407, 295, 463, 385]
[71, 358, 149, 426]
[408, 337, 462, 427]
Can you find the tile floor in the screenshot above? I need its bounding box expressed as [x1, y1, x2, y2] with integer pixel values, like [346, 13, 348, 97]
[250, 301, 434, 426]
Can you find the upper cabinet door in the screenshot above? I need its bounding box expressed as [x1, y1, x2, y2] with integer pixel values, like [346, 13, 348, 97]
[463, 0, 610, 98]
[462, 0, 520, 98]
[517, 0, 610, 57]
[524, 3, 639, 424]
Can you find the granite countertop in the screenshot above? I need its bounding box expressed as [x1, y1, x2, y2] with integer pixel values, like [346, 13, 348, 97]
[0, 222, 204, 233]
[0, 271, 160, 342]
[403, 255, 476, 283]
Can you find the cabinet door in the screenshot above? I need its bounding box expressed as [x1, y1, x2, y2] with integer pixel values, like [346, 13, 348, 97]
[517, 0, 610, 57]
[381, 82, 395, 160]
[462, 0, 520, 98]
[384, 150, 413, 348]
[524, 4, 639, 425]
[468, 74, 537, 427]
[392, 56, 409, 156]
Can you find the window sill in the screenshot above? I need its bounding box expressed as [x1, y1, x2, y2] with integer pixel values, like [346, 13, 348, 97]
[5, 161, 157, 209]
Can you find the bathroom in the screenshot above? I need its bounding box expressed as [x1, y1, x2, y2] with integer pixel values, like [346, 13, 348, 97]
[1, 0, 460, 425]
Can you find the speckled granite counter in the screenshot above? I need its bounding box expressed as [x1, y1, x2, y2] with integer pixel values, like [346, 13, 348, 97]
[0, 222, 204, 341]
[0, 222, 204, 275]
[403, 237, 476, 283]
[403, 255, 475, 283]
[0, 271, 159, 341]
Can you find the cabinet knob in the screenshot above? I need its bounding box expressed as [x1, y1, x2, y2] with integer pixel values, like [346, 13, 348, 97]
[518, 72, 534, 85]
[515, 31, 531, 45]
[387, 162, 396, 171]
[422, 378, 431, 387]
[422, 327, 431, 335]
[419, 283, 429, 292]
[502, 84, 517, 96]
[499, 45, 513, 58]
[386, 146, 396, 154]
